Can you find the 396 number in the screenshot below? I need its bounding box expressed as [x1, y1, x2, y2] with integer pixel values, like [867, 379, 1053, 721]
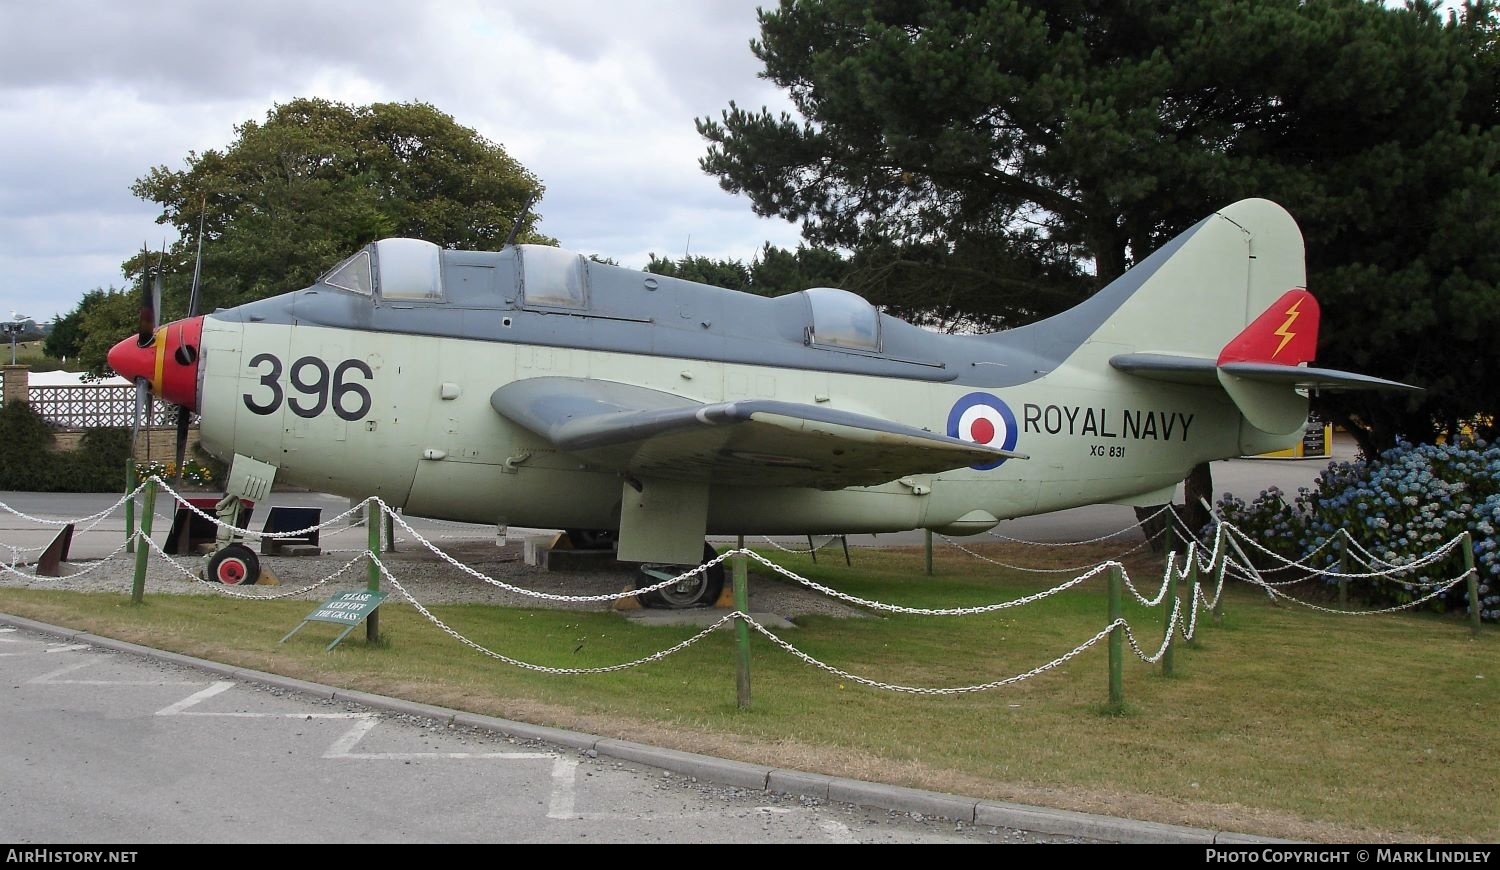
[242, 354, 373, 422]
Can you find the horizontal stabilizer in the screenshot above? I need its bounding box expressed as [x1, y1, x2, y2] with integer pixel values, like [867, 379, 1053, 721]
[1110, 353, 1420, 393]
[1111, 352, 1420, 435]
[491, 377, 1025, 489]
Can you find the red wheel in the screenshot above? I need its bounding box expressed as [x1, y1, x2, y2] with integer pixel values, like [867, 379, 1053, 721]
[207, 544, 260, 586]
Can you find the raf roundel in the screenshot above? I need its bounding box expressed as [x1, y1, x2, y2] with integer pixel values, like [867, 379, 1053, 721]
[947, 392, 1019, 470]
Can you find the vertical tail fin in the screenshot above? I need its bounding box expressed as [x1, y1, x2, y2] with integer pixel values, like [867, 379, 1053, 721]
[1218, 288, 1320, 366]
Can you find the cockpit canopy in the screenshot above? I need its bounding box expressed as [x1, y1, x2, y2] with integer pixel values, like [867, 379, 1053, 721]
[316, 242, 882, 357]
[803, 286, 881, 352]
[322, 238, 443, 301]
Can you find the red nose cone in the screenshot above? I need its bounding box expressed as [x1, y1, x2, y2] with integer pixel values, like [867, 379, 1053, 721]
[107, 316, 204, 411]
[106, 335, 154, 383]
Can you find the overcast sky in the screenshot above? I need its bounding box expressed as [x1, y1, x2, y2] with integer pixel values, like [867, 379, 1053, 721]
[0, 0, 804, 323]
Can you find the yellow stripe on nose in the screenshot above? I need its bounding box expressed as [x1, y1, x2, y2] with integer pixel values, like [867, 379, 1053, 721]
[151, 327, 167, 394]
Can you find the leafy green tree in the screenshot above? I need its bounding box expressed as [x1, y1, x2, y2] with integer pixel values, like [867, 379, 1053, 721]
[645, 243, 851, 298]
[645, 253, 754, 292]
[76, 289, 146, 375]
[128, 98, 551, 317]
[44, 288, 109, 360]
[751, 242, 850, 295]
[700, 0, 1500, 453]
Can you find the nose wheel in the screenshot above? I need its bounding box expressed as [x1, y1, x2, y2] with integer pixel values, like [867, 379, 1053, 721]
[206, 543, 261, 586]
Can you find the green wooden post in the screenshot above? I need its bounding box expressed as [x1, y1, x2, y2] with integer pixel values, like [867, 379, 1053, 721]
[131, 477, 157, 604]
[1337, 530, 1349, 610]
[924, 529, 933, 576]
[384, 509, 397, 553]
[124, 460, 137, 554]
[1463, 531, 1481, 637]
[734, 535, 751, 709]
[366, 499, 381, 644]
[1108, 562, 1124, 710]
[1162, 556, 1177, 677]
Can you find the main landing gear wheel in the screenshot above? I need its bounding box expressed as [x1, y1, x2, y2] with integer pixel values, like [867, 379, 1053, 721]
[207, 543, 261, 586]
[636, 542, 726, 609]
[565, 528, 618, 550]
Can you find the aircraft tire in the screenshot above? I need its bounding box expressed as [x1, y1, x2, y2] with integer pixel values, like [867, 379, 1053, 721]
[207, 543, 261, 586]
[636, 543, 726, 609]
[565, 528, 618, 550]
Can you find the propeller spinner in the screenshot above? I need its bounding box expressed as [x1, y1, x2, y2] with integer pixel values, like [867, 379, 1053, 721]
[107, 315, 205, 412]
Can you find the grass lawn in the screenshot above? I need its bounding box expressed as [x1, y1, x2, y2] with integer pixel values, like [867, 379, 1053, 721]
[1, 541, 1494, 842]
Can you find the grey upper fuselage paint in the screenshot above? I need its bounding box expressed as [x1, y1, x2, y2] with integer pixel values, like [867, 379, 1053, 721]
[211, 215, 1208, 387]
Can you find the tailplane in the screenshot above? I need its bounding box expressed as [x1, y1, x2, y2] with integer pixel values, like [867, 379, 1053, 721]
[1051, 199, 1421, 438]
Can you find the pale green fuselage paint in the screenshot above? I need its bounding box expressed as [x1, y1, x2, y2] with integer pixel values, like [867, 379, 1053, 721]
[196, 317, 1295, 536]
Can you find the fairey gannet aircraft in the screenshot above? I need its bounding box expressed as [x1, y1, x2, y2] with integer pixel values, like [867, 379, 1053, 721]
[108, 198, 1414, 606]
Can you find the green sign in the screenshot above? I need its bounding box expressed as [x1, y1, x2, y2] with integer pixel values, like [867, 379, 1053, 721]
[281, 590, 388, 651]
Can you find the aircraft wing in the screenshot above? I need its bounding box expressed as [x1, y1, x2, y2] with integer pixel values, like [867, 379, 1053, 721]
[490, 377, 1024, 488]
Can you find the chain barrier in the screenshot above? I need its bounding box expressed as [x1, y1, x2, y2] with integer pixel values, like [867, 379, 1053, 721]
[377, 500, 724, 602]
[983, 504, 1173, 547]
[1122, 597, 1182, 664]
[0, 538, 133, 579]
[148, 478, 372, 539]
[759, 535, 843, 555]
[3, 484, 1481, 635]
[746, 616, 1122, 695]
[1221, 523, 1465, 584]
[0, 501, 122, 558]
[374, 553, 1132, 693]
[135, 532, 367, 600]
[741, 548, 1111, 615]
[1233, 567, 1474, 615]
[377, 558, 731, 673]
[0, 485, 144, 527]
[937, 530, 1159, 573]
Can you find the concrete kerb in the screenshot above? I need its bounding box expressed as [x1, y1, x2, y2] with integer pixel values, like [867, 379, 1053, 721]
[0, 610, 1296, 844]
[766, 769, 837, 801]
[829, 778, 979, 823]
[594, 738, 774, 791]
[975, 800, 1214, 844]
[450, 711, 601, 753]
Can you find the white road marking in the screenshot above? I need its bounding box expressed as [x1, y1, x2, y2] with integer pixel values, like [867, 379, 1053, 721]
[28, 660, 578, 820]
[28, 657, 200, 686]
[546, 757, 579, 819]
[45, 644, 90, 653]
[154, 680, 236, 715]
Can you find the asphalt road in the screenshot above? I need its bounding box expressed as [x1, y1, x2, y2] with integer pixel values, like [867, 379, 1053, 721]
[0, 623, 1096, 844]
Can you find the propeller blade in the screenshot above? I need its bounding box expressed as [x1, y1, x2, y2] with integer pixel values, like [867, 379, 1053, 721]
[174, 406, 191, 485]
[152, 244, 165, 330]
[130, 377, 149, 461]
[187, 197, 205, 318]
[135, 245, 155, 346]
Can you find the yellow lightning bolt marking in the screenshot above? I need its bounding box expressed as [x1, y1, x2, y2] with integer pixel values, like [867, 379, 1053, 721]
[1272, 299, 1302, 358]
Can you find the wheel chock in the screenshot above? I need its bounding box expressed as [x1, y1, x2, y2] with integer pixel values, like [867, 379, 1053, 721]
[612, 584, 642, 611]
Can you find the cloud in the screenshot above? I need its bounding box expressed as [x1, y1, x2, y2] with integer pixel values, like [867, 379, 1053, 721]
[0, 0, 802, 321]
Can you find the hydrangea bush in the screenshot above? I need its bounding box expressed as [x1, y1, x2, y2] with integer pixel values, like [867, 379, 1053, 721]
[1212, 440, 1499, 621]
